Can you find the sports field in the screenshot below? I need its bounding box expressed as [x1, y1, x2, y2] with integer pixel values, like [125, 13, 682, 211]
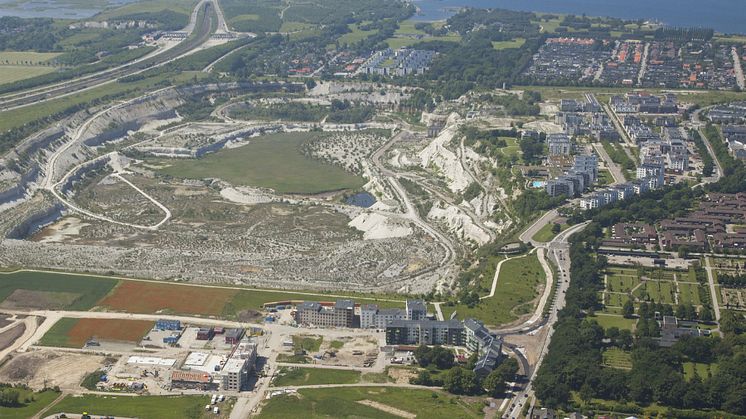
[0, 271, 118, 311]
[158, 132, 365, 194]
[99, 281, 235, 316]
[39, 317, 154, 348]
[258, 387, 483, 419]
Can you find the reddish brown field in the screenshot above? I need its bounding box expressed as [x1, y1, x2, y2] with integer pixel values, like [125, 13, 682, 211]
[97, 281, 236, 316]
[66, 318, 154, 347]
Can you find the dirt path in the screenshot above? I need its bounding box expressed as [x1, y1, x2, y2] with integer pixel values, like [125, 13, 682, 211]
[32, 392, 65, 419]
[357, 400, 416, 419]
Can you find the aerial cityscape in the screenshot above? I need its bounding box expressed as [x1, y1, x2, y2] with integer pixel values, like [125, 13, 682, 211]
[0, 0, 745, 418]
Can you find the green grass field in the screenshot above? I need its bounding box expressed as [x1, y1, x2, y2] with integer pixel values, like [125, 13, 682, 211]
[442, 253, 544, 326]
[683, 362, 718, 381]
[258, 387, 483, 418]
[0, 66, 58, 86]
[0, 271, 118, 310]
[157, 132, 365, 194]
[491, 38, 526, 50]
[293, 335, 323, 353]
[95, 0, 197, 20]
[272, 367, 361, 386]
[0, 51, 60, 64]
[602, 347, 633, 369]
[532, 222, 566, 243]
[636, 280, 677, 304]
[606, 270, 640, 294]
[385, 34, 461, 49]
[338, 23, 377, 45]
[678, 282, 703, 306]
[0, 388, 60, 419]
[591, 314, 637, 331]
[49, 395, 218, 419]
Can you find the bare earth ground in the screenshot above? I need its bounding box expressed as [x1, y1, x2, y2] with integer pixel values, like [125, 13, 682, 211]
[0, 323, 26, 351]
[0, 351, 105, 390]
[0, 289, 80, 310]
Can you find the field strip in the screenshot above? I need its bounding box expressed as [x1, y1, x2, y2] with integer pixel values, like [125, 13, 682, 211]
[0, 269, 407, 304]
[357, 400, 415, 419]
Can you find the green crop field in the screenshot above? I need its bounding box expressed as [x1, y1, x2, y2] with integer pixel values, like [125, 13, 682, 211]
[157, 132, 365, 194]
[37, 317, 79, 347]
[272, 367, 361, 386]
[602, 347, 633, 369]
[0, 388, 60, 419]
[0, 270, 118, 310]
[258, 387, 483, 418]
[49, 394, 220, 419]
[442, 253, 544, 326]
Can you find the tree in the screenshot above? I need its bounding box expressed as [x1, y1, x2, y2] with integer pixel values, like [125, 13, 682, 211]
[484, 369, 508, 397]
[623, 299, 635, 318]
[551, 223, 561, 234]
[443, 367, 465, 394]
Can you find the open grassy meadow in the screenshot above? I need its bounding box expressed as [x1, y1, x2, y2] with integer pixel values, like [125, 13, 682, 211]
[590, 314, 637, 331]
[0, 388, 61, 419]
[49, 394, 222, 419]
[158, 132, 365, 194]
[0, 270, 118, 311]
[0, 66, 58, 85]
[258, 387, 484, 419]
[532, 222, 566, 243]
[272, 367, 361, 386]
[442, 253, 544, 326]
[491, 38, 526, 50]
[38, 317, 154, 347]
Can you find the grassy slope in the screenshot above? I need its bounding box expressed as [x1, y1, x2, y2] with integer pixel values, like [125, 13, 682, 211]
[0, 66, 57, 85]
[442, 253, 545, 326]
[157, 132, 365, 194]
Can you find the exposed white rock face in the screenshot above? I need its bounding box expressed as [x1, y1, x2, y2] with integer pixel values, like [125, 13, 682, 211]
[348, 212, 413, 240]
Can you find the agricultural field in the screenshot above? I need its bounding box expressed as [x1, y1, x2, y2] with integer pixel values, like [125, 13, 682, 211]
[441, 253, 545, 326]
[49, 394, 225, 419]
[157, 132, 366, 194]
[272, 367, 361, 386]
[258, 387, 484, 418]
[98, 281, 235, 316]
[0, 388, 61, 419]
[338, 23, 377, 46]
[0, 270, 118, 311]
[38, 318, 154, 348]
[602, 347, 633, 369]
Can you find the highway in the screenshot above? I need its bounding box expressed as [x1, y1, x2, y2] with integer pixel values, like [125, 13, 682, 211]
[0, 0, 218, 112]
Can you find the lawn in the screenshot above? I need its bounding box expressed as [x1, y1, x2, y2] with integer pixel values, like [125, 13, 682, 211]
[0, 270, 118, 311]
[606, 271, 640, 294]
[602, 347, 633, 369]
[0, 388, 60, 419]
[678, 282, 702, 306]
[98, 280, 236, 316]
[95, 0, 197, 20]
[591, 314, 637, 331]
[258, 387, 484, 419]
[683, 362, 718, 381]
[597, 168, 614, 186]
[637, 280, 677, 304]
[157, 132, 365, 194]
[49, 394, 220, 419]
[441, 253, 544, 326]
[491, 38, 526, 50]
[38, 317, 154, 348]
[272, 367, 361, 386]
[385, 34, 461, 49]
[532, 222, 566, 243]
